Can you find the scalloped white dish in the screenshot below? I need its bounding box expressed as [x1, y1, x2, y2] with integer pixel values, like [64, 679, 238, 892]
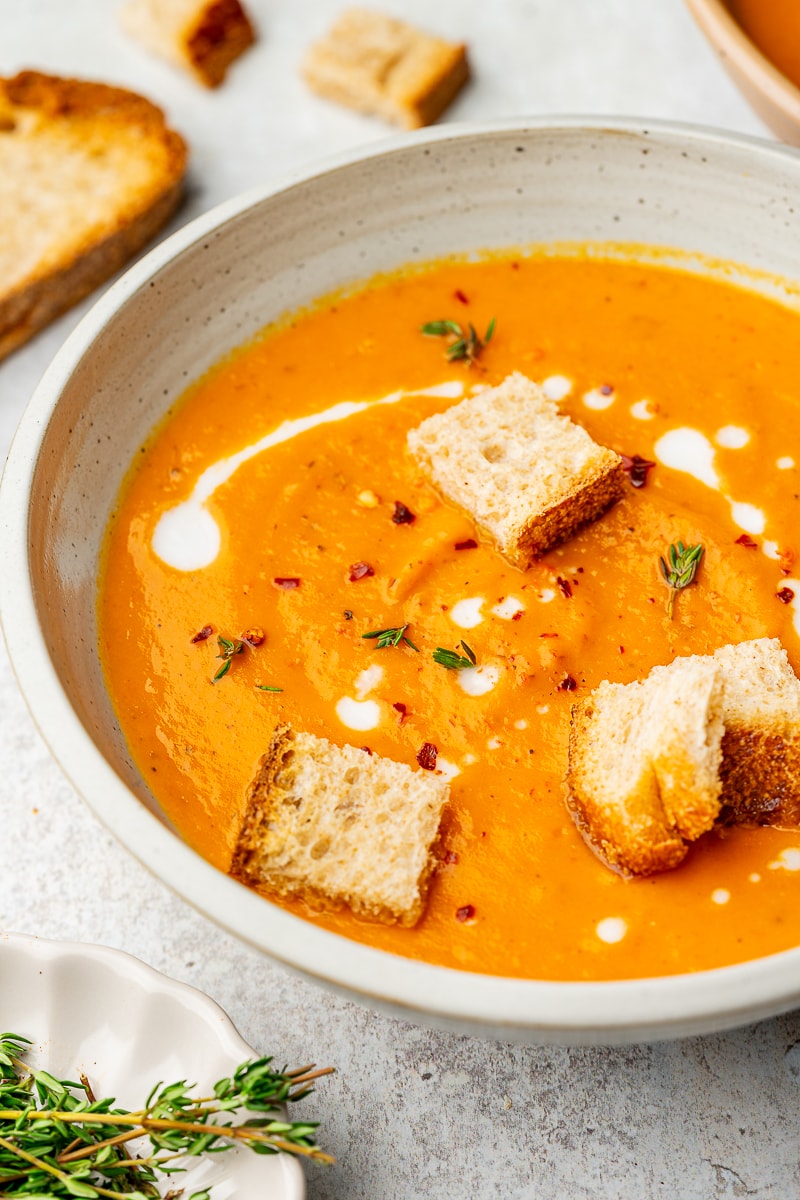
[0, 933, 305, 1200]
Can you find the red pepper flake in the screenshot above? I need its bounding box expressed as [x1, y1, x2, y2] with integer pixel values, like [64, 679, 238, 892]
[512, 610, 523, 621]
[417, 742, 438, 771]
[558, 674, 578, 692]
[454, 289, 469, 305]
[392, 702, 408, 725]
[348, 561, 375, 581]
[776, 587, 795, 604]
[240, 627, 265, 646]
[619, 645, 625, 654]
[454, 538, 478, 551]
[190, 625, 213, 643]
[539, 632, 558, 638]
[620, 454, 656, 489]
[735, 534, 758, 549]
[361, 746, 373, 755]
[273, 577, 301, 590]
[556, 576, 573, 599]
[456, 904, 475, 922]
[392, 501, 416, 525]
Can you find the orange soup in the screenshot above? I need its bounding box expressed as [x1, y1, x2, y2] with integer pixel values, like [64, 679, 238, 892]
[729, 0, 800, 91]
[99, 252, 800, 982]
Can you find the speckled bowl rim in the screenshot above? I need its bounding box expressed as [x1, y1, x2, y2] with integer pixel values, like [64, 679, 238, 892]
[3, 117, 800, 1045]
[685, 0, 800, 125]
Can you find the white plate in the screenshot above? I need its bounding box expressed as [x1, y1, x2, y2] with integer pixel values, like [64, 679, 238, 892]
[0, 932, 305, 1200]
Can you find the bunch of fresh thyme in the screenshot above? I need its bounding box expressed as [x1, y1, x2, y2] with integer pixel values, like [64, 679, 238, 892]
[0, 1033, 332, 1198]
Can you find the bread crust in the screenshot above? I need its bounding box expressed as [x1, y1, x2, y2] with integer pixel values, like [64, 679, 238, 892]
[121, 0, 256, 87]
[718, 726, 800, 826]
[510, 459, 626, 567]
[0, 71, 187, 360]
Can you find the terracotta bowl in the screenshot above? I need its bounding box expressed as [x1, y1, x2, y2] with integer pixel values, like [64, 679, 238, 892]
[3, 119, 800, 1045]
[686, 0, 800, 144]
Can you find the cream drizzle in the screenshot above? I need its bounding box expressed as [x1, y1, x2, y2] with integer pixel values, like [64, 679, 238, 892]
[152, 381, 465, 571]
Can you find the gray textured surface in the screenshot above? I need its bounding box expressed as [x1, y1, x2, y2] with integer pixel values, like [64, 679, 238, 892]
[1, 2, 799, 1197]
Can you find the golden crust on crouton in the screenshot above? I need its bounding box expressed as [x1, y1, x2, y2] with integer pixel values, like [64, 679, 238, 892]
[121, 0, 256, 88]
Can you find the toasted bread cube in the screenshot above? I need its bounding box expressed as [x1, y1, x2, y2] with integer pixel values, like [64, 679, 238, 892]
[566, 637, 800, 876]
[120, 0, 256, 88]
[406, 373, 625, 568]
[714, 638, 800, 826]
[302, 8, 469, 129]
[566, 657, 724, 877]
[0, 71, 186, 362]
[230, 724, 450, 926]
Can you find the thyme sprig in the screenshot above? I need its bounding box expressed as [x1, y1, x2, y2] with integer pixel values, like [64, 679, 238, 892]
[432, 641, 477, 670]
[421, 317, 496, 366]
[213, 635, 244, 682]
[0, 1033, 333, 1197]
[362, 625, 419, 651]
[659, 540, 705, 619]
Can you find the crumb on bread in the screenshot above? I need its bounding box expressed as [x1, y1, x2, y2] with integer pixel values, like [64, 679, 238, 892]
[406, 372, 626, 569]
[302, 7, 469, 129]
[229, 724, 451, 925]
[120, 0, 256, 87]
[0, 71, 187, 362]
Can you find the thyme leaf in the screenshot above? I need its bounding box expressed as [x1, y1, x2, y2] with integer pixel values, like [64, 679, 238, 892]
[659, 540, 704, 619]
[361, 624, 420, 651]
[0, 1031, 333, 1196]
[213, 635, 245, 682]
[421, 316, 496, 367]
[432, 641, 477, 670]
[255, 684, 283, 693]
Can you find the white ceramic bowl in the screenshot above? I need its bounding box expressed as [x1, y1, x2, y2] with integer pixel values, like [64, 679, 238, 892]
[3, 118, 800, 1045]
[0, 932, 305, 1198]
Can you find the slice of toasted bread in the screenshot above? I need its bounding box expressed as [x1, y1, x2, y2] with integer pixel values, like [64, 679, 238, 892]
[566, 656, 724, 876]
[407, 372, 625, 569]
[0, 71, 187, 361]
[714, 638, 800, 826]
[120, 0, 256, 88]
[302, 7, 469, 129]
[230, 724, 451, 926]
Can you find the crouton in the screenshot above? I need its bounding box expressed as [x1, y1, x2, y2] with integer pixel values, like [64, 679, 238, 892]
[0, 71, 186, 361]
[302, 8, 469, 129]
[714, 638, 800, 826]
[229, 724, 450, 925]
[566, 656, 724, 876]
[120, 0, 256, 88]
[406, 373, 625, 569]
[566, 637, 800, 876]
